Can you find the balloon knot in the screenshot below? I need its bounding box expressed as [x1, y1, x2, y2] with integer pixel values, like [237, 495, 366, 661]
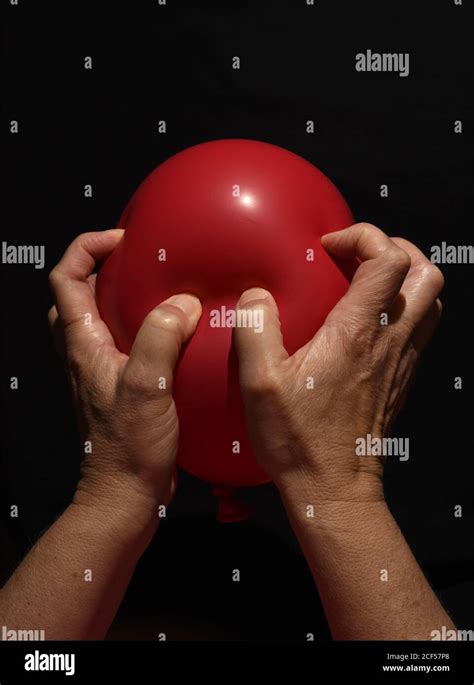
[212, 486, 251, 523]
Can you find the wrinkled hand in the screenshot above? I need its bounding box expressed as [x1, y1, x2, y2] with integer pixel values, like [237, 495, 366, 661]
[235, 223, 444, 503]
[48, 229, 201, 513]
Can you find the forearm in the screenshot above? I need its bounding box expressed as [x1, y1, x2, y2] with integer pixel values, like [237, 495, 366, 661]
[277, 473, 455, 640]
[0, 490, 158, 640]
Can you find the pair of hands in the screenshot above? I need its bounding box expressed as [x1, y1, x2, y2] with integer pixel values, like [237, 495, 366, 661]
[48, 223, 444, 519]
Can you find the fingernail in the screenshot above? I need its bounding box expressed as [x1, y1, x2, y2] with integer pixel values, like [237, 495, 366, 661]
[162, 294, 201, 318]
[238, 287, 272, 307]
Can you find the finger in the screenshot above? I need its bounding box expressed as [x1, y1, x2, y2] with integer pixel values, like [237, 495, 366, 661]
[234, 288, 288, 391]
[321, 223, 411, 316]
[122, 294, 202, 404]
[385, 299, 443, 434]
[49, 229, 123, 330]
[88, 273, 98, 294]
[411, 298, 443, 353]
[48, 305, 66, 360]
[390, 237, 445, 327]
[48, 304, 58, 329]
[48, 271, 98, 352]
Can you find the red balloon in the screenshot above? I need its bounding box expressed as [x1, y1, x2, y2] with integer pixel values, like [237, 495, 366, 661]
[96, 139, 355, 517]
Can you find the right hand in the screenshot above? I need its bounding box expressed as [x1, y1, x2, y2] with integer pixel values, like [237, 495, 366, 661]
[48, 229, 202, 516]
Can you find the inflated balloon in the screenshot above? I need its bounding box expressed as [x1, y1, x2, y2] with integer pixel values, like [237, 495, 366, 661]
[96, 139, 355, 520]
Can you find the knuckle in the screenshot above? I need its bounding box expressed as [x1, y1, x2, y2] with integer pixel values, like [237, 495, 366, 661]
[354, 222, 380, 243]
[387, 246, 411, 273]
[425, 264, 445, 291]
[242, 368, 281, 398]
[74, 231, 99, 250]
[48, 267, 63, 288]
[390, 236, 411, 249]
[120, 365, 158, 398]
[147, 306, 185, 335]
[355, 221, 378, 234]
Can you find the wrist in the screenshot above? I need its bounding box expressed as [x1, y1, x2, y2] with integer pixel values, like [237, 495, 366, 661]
[73, 472, 168, 542]
[63, 497, 158, 580]
[275, 463, 387, 528]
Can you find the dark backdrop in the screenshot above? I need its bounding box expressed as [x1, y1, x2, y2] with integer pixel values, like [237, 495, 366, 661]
[1, 0, 473, 640]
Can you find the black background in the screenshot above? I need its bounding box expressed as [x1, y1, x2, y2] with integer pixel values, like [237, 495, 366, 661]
[1, 0, 473, 640]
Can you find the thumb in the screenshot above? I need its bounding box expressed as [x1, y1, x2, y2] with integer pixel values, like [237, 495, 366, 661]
[234, 288, 288, 391]
[123, 294, 202, 403]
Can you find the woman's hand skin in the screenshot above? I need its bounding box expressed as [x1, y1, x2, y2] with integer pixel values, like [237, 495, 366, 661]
[0, 229, 201, 640]
[48, 229, 201, 516]
[235, 223, 444, 502]
[235, 223, 455, 639]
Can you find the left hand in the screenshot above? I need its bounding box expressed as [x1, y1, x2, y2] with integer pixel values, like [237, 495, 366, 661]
[234, 224, 444, 503]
